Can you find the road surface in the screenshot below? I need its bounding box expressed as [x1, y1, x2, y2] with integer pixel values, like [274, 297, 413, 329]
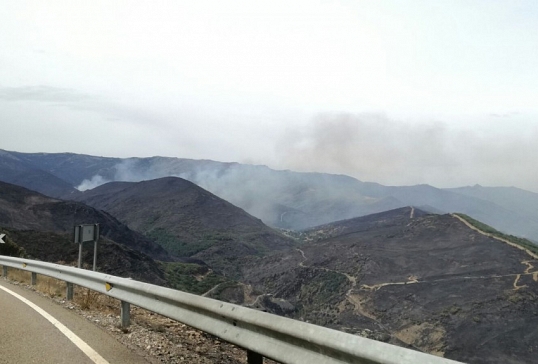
[0, 279, 149, 364]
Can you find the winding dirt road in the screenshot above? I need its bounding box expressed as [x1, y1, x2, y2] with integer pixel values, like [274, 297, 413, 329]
[360, 215, 538, 292]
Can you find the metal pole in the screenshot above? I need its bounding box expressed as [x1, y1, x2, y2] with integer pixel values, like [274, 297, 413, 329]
[66, 282, 74, 301]
[2, 266, 7, 278]
[78, 242, 83, 269]
[247, 350, 263, 364]
[31, 272, 37, 285]
[121, 301, 131, 328]
[93, 241, 97, 271]
[93, 224, 99, 272]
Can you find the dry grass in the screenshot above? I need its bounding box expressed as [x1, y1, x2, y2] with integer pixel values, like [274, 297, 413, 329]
[2, 267, 118, 313]
[5, 267, 65, 297]
[74, 286, 120, 314]
[4, 267, 31, 283]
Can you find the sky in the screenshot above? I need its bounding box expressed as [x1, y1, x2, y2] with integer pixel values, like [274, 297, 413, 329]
[1, 0, 538, 191]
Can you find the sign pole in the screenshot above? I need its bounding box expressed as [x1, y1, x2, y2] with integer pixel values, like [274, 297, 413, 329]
[93, 241, 97, 271]
[78, 242, 83, 269]
[74, 224, 99, 271]
[92, 224, 99, 272]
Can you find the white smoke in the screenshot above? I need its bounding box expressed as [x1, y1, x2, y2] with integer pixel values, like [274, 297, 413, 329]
[76, 175, 110, 191]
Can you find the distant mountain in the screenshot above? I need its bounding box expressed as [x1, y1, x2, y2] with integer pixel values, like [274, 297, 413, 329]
[0, 149, 77, 198]
[2, 149, 538, 242]
[7, 150, 122, 187]
[446, 184, 538, 225]
[73, 177, 296, 277]
[0, 181, 171, 261]
[232, 207, 538, 364]
[362, 183, 538, 242]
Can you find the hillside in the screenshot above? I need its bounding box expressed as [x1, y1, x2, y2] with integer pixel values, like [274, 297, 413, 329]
[0, 227, 167, 285]
[221, 207, 538, 364]
[0, 181, 171, 261]
[73, 177, 296, 277]
[0, 181, 235, 290]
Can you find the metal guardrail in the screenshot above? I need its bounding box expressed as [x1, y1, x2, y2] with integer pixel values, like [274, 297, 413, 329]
[0, 256, 464, 364]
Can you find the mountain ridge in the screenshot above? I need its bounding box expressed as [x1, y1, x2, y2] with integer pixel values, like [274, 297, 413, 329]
[1, 149, 537, 242]
[73, 176, 296, 277]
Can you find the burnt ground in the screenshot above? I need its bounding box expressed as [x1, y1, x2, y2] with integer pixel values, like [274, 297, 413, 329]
[231, 207, 538, 364]
[73, 177, 296, 277]
[0, 228, 167, 285]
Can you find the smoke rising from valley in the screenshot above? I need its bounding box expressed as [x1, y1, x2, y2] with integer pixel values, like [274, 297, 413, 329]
[276, 113, 538, 192]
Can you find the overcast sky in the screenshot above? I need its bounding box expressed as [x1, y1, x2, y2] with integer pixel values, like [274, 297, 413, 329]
[1, 1, 537, 191]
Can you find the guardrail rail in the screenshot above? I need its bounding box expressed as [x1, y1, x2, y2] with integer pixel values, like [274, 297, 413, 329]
[0, 256, 464, 364]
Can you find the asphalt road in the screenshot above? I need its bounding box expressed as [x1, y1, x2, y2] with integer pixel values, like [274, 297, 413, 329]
[0, 279, 149, 364]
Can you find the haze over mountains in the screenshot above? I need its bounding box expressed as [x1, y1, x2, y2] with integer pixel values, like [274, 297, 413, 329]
[1, 149, 537, 242]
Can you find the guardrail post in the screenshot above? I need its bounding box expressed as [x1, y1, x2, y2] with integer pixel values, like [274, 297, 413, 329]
[121, 301, 130, 328]
[31, 272, 37, 285]
[2, 266, 7, 278]
[66, 282, 74, 301]
[247, 350, 263, 364]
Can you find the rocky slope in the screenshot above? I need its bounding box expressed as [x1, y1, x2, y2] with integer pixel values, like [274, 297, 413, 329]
[222, 207, 538, 364]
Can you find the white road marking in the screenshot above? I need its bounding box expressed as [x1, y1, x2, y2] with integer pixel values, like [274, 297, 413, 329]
[0, 284, 109, 364]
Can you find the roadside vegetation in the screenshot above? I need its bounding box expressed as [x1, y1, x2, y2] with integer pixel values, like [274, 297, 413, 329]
[160, 262, 230, 295]
[146, 228, 216, 256]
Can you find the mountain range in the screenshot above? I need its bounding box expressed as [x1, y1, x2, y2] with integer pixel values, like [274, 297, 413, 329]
[1, 149, 538, 242]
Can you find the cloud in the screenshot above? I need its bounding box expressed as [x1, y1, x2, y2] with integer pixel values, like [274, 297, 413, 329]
[489, 112, 521, 118]
[0, 85, 94, 103]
